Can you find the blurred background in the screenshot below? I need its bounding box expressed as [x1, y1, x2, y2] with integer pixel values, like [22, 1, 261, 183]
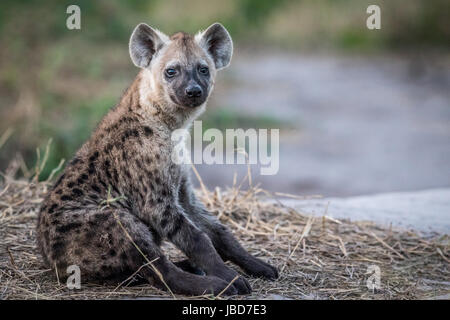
[0, 0, 449, 197]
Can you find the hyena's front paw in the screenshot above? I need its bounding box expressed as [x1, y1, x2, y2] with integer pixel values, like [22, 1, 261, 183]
[244, 259, 279, 280]
[230, 275, 252, 295]
[203, 276, 238, 296]
[211, 266, 252, 295]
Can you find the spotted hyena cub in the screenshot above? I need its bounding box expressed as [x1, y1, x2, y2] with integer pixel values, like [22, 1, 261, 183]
[37, 23, 278, 295]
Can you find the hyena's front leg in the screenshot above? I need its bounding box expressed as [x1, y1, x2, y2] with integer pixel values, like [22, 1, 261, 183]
[154, 203, 251, 294]
[179, 177, 279, 280]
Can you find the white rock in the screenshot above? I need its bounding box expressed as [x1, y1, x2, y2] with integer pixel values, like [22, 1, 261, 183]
[279, 189, 450, 234]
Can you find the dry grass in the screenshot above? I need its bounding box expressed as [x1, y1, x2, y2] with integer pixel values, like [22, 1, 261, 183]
[0, 149, 449, 300]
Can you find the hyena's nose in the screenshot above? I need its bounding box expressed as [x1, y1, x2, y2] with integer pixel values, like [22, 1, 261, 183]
[185, 85, 202, 98]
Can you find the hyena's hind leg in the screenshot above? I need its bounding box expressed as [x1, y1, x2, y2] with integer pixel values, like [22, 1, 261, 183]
[179, 178, 279, 280]
[39, 208, 237, 296]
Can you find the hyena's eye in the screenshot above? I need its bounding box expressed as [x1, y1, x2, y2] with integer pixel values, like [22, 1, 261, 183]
[165, 68, 177, 78]
[198, 66, 209, 75]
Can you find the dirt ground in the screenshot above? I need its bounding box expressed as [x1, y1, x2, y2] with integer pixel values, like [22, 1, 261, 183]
[0, 174, 448, 300]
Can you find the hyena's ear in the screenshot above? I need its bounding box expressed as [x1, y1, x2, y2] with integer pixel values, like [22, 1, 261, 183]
[129, 23, 168, 68]
[196, 23, 233, 70]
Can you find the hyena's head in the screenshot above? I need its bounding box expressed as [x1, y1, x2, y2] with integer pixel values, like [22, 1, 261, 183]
[129, 23, 232, 110]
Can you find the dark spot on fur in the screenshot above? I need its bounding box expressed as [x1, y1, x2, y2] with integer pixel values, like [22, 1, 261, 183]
[112, 168, 119, 182]
[95, 213, 109, 222]
[104, 143, 113, 153]
[54, 173, 66, 188]
[143, 126, 153, 136]
[112, 185, 120, 195]
[72, 188, 83, 197]
[98, 179, 108, 189]
[131, 129, 139, 138]
[60, 194, 73, 201]
[89, 151, 99, 162]
[167, 214, 184, 239]
[51, 242, 66, 259]
[90, 193, 99, 200]
[48, 204, 58, 214]
[71, 158, 81, 166]
[56, 222, 82, 233]
[78, 173, 88, 181]
[149, 226, 161, 245]
[88, 221, 98, 229]
[160, 217, 169, 229]
[121, 131, 130, 143]
[105, 169, 112, 180]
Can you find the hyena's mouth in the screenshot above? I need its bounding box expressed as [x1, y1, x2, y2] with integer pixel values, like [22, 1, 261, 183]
[170, 93, 206, 108]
